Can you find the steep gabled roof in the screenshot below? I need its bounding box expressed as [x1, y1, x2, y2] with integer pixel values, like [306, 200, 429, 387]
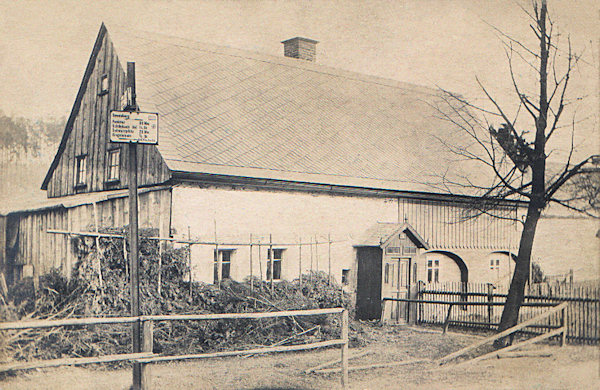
[44, 24, 483, 195]
[355, 222, 430, 248]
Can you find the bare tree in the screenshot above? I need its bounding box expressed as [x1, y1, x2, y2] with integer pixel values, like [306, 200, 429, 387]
[432, 0, 597, 345]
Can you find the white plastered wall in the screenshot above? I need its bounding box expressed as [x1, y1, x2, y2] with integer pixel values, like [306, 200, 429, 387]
[171, 183, 398, 284]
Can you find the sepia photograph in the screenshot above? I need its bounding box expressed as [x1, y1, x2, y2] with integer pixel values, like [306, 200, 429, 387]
[0, 1, 598, 389]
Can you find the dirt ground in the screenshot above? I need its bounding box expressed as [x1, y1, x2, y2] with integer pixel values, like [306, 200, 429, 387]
[2, 325, 598, 390]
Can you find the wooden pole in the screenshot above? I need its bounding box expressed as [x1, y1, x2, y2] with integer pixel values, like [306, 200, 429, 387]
[341, 309, 349, 389]
[214, 219, 221, 288]
[328, 233, 331, 286]
[560, 305, 567, 346]
[298, 238, 302, 286]
[249, 234, 253, 292]
[140, 320, 153, 389]
[258, 240, 263, 289]
[310, 237, 314, 280]
[438, 302, 568, 363]
[443, 304, 454, 334]
[451, 327, 566, 368]
[487, 283, 494, 329]
[269, 234, 274, 293]
[123, 238, 128, 279]
[157, 251, 162, 296]
[126, 61, 142, 390]
[315, 235, 319, 275]
[305, 350, 371, 374]
[188, 226, 192, 296]
[92, 202, 104, 290]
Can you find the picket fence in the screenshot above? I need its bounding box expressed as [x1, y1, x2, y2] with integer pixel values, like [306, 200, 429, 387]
[417, 281, 599, 344]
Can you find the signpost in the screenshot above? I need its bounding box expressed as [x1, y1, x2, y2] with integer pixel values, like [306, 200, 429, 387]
[110, 62, 158, 390]
[110, 111, 158, 144]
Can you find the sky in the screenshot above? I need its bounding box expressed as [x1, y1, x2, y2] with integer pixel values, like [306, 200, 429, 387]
[0, 0, 598, 160]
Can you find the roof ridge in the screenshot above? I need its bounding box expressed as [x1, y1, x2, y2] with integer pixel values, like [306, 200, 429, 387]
[105, 23, 441, 97]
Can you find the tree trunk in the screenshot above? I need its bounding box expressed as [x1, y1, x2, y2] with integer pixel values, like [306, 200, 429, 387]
[494, 0, 549, 348]
[494, 204, 542, 347]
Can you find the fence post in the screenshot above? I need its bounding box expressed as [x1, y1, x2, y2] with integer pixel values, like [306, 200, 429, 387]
[417, 280, 424, 324]
[380, 299, 388, 324]
[298, 238, 302, 286]
[487, 283, 494, 329]
[341, 309, 349, 389]
[249, 234, 253, 293]
[443, 304, 453, 334]
[140, 319, 154, 390]
[269, 234, 274, 294]
[560, 305, 567, 347]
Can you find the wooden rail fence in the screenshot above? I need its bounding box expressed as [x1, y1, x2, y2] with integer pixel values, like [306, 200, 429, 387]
[0, 308, 349, 390]
[437, 302, 569, 366]
[415, 281, 599, 344]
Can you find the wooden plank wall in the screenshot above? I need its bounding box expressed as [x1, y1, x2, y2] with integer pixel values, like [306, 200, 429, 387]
[0, 216, 6, 270]
[8, 188, 171, 281]
[398, 198, 519, 251]
[46, 31, 170, 199]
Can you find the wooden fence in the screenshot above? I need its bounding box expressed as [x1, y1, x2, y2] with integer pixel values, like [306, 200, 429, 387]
[0, 308, 349, 390]
[416, 281, 600, 344]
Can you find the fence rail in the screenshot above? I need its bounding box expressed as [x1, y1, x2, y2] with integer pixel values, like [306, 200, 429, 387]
[0, 308, 349, 390]
[416, 281, 599, 344]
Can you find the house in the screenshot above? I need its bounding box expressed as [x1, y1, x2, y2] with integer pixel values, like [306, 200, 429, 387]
[0, 24, 525, 320]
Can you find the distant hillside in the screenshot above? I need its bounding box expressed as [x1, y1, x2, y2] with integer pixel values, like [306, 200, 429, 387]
[0, 112, 65, 210]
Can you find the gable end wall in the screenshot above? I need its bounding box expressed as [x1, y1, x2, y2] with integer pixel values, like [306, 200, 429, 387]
[46, 30, 170, 198]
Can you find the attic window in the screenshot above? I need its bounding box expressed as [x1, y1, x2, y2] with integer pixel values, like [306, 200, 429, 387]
[75, 155, 87, 188]
[99, 74, 109, 95]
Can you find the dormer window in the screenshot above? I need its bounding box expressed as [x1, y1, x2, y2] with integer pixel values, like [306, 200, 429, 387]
[75, 155, 87, 188]
[107, 148, 120, 182]
[99, 74, 109, 95]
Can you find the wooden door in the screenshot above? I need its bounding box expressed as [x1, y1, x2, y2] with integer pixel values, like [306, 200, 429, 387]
[355, 247, 383, 320]
[382, 257, 410, 322]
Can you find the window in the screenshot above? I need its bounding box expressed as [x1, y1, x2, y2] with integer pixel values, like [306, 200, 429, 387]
[75, 155, 87, 187]
[99, 74, 109, 95]
[403, 245, 417, 255]
[490, 259, 500, 270]
[490, 258, 501, 280]
[413, 262, 418, 283]
[214, 249, 233, 282]
[107, 149, 120, 181]
[266, 249, 284, 280]
[427, 259, 439, 283]
[341, 269, 350, 285]
[384, 263, 390, 284]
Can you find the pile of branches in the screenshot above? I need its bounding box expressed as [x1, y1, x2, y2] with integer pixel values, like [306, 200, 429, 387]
[1, 230, 354, 366]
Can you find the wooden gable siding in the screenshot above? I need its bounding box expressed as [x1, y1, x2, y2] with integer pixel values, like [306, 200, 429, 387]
[398, 198, 519, 251]
[46, 29, 170, 198]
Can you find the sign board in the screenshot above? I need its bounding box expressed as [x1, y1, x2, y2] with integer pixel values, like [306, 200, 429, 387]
[110, 111, 159, 144]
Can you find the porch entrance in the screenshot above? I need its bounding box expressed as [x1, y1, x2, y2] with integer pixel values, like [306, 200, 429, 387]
[354, 222, 429, 321]
[382, 257, 410, 323]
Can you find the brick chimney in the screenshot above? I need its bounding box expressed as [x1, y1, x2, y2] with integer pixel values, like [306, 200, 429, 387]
[281, 37, 318, 62]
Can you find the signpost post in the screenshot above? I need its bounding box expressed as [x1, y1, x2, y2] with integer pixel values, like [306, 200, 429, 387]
[111, 62, 158, 390]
